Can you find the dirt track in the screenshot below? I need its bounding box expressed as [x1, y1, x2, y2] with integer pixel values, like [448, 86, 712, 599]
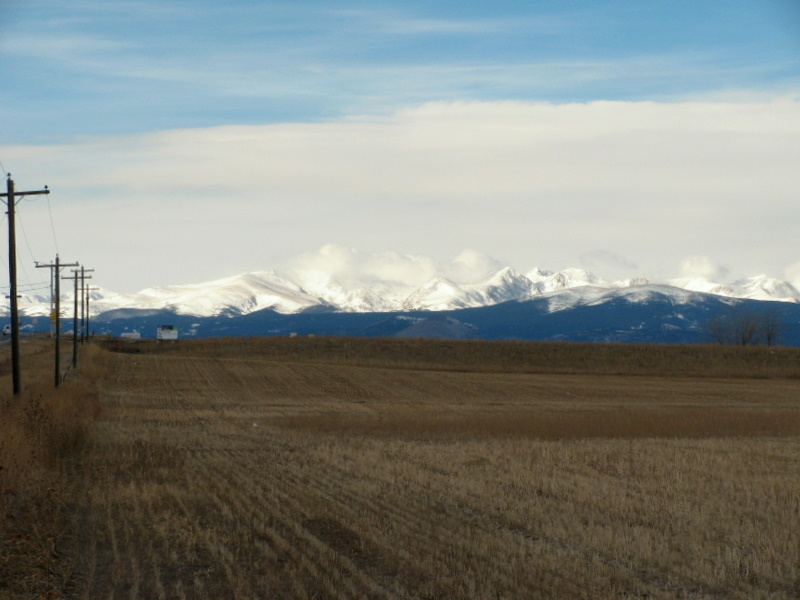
[64, 350, 800, 599]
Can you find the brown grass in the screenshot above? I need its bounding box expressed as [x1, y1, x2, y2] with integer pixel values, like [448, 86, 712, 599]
[110, 336, 800, 379]
[62, 340, 800, 599]
[276, 407, 800, 440]
[0, 339, 103, 599]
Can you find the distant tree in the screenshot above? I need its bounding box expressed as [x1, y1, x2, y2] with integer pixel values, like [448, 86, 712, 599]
[706, 306, 786, 346]
[733, 311, 761, 346]
[706, 314, 733, 345]
[759, 305, 786, 347]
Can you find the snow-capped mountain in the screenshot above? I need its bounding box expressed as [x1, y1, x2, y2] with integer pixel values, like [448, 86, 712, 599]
[7, 262, 800, 319]
[66, 272, 320, 318]
[669, 275, 800, 303]
[402, 267, 534, 311]
[526, 267, 609, 294]
[542, 283, 712, 315]
[289, 268, 409, 313]
[77, 283, 800, 345]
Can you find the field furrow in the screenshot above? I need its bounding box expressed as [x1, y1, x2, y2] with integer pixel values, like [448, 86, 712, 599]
[61, 342, 800, 599]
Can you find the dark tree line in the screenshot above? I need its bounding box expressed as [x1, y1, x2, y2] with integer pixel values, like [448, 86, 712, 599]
[706, 306, 785, 346]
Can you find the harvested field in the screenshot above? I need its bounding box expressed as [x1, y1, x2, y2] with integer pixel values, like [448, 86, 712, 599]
[52, 339, 800, 599]
[2, 338, 799, 598]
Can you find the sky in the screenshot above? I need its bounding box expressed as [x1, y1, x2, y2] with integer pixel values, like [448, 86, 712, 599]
[1, 0, 799, 293]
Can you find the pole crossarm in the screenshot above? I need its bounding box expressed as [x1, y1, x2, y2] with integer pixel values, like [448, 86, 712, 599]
[0, 189, 50, 200]
[0, 183, 50, 206]
[0, 190, 50, 196]
[37, 257, 79, 386]
[36, 259, 79, 267]
[4, 175, 51, 395]
[82, 274, 97, 342]
[75, 267, 94, 343]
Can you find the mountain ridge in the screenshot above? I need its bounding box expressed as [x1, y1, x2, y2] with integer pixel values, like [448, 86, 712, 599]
[6, 262, 800, 319]
[78, 286, 800, 346]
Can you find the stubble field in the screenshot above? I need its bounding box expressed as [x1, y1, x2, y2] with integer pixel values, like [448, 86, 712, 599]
[3, 337, 800, 598]
[62, 338, 800, 599]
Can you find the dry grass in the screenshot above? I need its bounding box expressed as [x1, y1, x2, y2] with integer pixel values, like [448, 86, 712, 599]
[0, 339, 103, 599]
[112, 336, 800, 379]
[63, 341, 800, 599]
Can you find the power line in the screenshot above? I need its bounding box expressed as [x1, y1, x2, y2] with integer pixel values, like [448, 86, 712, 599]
[0, 283, 50, 293]
[16, 211, 49, 291]
[17, 186, 61, 270]
[0, 213, 7, 273]
[46, 195, 59, 255]
[0, 181, 62, 291]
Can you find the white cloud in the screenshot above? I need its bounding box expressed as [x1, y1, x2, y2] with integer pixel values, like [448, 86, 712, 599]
[3, 99, 799, 292]
[786, 262, 800, 288]
[679, 256, 730, 281]
[579, 250, 639, 281]
[285, 244, 505, 288]
[444, 250, 506, 284]
[287, 244, 437, 287]
[330, 8, 572, 37]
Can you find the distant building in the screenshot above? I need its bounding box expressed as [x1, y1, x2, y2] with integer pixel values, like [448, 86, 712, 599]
[157, 325, 178, 341]
[120, 330, 141, 340]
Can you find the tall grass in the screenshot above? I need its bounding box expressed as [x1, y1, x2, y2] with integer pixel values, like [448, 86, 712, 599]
[0, 340, 103, 598]
[111, 336, 800, 379]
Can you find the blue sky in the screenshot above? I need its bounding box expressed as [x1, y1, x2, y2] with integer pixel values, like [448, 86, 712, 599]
[3, 0, 799, 141]
[1, 0, 799, 292]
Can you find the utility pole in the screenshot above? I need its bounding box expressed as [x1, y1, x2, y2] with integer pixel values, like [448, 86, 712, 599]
[0, 174, 50, 396]
[63, 271, 80, 369]
[36, 256, 79, 387]
[48, 264, 55, 337]
[85, 285, 99, 341]
[78, 267, 93, 343]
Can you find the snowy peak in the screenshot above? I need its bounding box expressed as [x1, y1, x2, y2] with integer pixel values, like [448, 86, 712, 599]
[668, 276, 735, 298]
[288, 268, 414, 313]
[7, 248, 800, 319]
[470, 267, 534, 303]
[732, 275, 800, 302]
[403, 278, 467, 311]
[669, 275, 800, 303]
[525, 267, 554, 282]
[527, 267, 605, 294]
[88, 271, 322, 317]
[402, 268, 536, 311]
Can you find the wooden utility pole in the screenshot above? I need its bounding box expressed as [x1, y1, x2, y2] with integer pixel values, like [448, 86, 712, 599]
[78, 267, 93, 343]
[62, 271, 80, 369]
[85, 285, 99, 341]
[36, 256, 79, 386]
[0, 174, 50, 395]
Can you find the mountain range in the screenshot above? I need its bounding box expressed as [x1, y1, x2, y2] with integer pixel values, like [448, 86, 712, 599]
[8, 265, 800, 319]
[6, 261, 800, 345]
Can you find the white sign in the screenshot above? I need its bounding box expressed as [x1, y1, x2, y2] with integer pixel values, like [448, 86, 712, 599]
[157, 325, 178, 341]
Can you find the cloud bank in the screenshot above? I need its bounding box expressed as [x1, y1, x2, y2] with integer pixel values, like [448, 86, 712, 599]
[678, 256, 730, 281]
[3, 99, 799, 292]
[285, 244, 505, 289]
